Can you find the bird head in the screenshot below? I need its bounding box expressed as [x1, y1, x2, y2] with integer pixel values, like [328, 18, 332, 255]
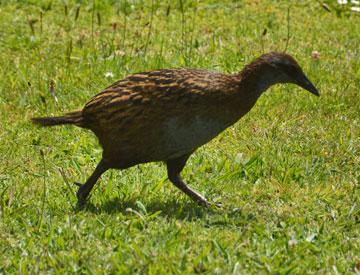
[262, 52, 320, 96]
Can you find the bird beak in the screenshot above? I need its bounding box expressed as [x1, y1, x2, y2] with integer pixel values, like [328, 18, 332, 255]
[298, 74, 320, 96]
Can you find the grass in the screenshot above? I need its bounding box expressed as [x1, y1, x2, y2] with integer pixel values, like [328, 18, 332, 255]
[0, 0, 359, 273]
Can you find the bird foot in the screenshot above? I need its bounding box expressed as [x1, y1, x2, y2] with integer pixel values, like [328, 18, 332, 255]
[197, 199, 222, 208]
[74, 182, 83, 187]
[74, 182, 87, 207]
[198, 200, 210, 207]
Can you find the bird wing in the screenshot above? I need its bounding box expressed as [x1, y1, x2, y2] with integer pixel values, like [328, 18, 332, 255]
[81, 69, 234, 130]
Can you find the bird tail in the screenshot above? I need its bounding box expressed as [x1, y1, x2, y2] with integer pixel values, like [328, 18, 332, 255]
[31, 110, 84, 127]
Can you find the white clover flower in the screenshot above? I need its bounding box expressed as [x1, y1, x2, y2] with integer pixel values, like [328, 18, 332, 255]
[104, 72, 114, 78]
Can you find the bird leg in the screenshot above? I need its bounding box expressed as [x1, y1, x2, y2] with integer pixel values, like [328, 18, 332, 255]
[167, 155, 210, 206]
[75, 159, 109, 206]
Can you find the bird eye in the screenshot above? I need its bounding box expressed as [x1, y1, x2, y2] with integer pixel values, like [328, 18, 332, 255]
[288, 64, 297, 73]
[279, 63, 298, 77]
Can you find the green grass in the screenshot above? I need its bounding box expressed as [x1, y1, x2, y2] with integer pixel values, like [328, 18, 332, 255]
[0, 0, 359, 273]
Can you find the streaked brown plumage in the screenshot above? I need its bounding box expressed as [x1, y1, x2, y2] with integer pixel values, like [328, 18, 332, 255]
[32, 52, 319, 207]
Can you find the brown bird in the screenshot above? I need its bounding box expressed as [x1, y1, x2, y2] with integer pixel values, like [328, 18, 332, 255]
[32, 52, 319, 207]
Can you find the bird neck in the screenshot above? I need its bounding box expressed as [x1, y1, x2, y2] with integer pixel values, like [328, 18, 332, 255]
[214, 61, 284, 125]
[235, 61, 283, 99]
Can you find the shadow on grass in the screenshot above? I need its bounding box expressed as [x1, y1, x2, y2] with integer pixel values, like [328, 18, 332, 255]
[76, 196, 255, 225]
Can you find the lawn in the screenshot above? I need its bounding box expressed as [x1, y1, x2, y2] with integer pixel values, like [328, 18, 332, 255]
[0, 0, 359, 273]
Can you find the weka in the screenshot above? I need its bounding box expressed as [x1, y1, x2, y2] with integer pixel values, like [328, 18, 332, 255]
[32, 52, 319, 207]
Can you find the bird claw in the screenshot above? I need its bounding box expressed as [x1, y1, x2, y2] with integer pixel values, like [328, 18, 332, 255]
[76, 197, 87, 208]
[196, 200, 221, 208]
[197, 198, 223, 208]
[74, 182, 83, 187]
[74, 182, 87, 207]
[197, 199, 210, 207]
[213, 201, 223, 208]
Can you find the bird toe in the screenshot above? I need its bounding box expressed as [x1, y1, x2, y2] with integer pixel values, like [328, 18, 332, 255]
[74, 182, 83, 187]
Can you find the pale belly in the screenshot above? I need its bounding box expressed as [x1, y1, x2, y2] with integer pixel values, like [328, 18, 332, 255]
[158, 116, 228, 160]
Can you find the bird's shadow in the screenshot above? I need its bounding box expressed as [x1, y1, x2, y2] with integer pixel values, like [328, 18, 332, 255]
[76, 196, 254, 225]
